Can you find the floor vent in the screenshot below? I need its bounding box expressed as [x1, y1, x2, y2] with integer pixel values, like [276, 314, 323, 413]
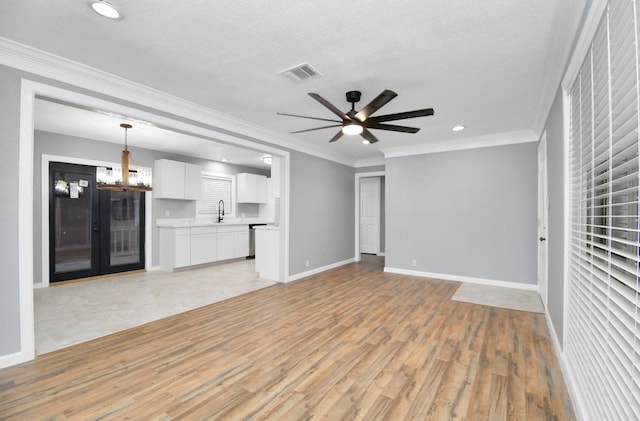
[279, 62, 322, 83]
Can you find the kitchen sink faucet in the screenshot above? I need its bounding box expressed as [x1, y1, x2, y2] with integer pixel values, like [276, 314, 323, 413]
[217, 200, 225, 223]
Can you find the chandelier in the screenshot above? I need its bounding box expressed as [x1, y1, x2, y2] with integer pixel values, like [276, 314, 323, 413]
[96, 123, 152, 192]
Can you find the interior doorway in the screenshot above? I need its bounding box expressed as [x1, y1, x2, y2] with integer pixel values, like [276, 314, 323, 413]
[360, 177, 381, 254]
[49, 162, 145, 282]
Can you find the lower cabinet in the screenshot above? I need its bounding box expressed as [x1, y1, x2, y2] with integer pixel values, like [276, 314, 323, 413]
[190, 227, 217, 266]
[159, 224, 249, 271]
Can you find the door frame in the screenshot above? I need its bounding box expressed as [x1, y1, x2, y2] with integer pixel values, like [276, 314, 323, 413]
[537, 132, 549, 308]
[41, 154, 153, 287]
[359, 176, 381, 255]
[354, 170, 385, 261]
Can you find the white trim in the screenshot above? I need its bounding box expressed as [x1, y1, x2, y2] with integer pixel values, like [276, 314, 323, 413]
[287, 258, 355, 282]
[354, 171, 386, 262]
[354, 157, 386, 168]
[561, 88, 571, 360]
[380, 129, 539, 158]
[11, 80, 36, 368]
[0, 351, 31, 370]
[531, 1, 591, 135]
[0, 37, 353, 168]
[40, 153, 153, 287]
[377, 252, 386, 257]
[544, 311, 589, 421]
[383, 267, 538, 291]
[561, 0, 608, 90]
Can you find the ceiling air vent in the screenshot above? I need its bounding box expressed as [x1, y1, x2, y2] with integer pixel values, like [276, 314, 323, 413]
[279, 62, 322, 83]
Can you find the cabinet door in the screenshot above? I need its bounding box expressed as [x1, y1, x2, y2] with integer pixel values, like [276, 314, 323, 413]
[175, 231, 191, 268]
[154, 159, 186, 199]
[234, 231, 249, 258]
[190, 233, 217, 265]
[237, 173, 256, 203]
[184, 163, 202, 200]
[216, 232, 234, 261]
[256, 175, 268, 204]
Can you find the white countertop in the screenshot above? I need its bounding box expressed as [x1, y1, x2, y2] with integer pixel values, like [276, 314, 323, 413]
[156, 218, 274, 228]
[253, 225, 280, 231]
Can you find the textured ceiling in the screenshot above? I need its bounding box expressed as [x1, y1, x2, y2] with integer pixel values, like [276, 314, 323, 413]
[0, 0, 587, 165]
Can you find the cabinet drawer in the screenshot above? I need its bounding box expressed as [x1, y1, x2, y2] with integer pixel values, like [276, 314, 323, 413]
[217, 225, 248, 233]
[190, 226, 217, 235]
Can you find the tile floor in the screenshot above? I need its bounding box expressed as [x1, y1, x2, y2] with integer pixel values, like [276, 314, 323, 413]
[451, 282, 544, 313]
[35, 260, 276, 354]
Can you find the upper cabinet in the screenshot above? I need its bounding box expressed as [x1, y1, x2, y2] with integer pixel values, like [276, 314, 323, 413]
[237, 173, 268, 203]
[154, 159, 202, 200]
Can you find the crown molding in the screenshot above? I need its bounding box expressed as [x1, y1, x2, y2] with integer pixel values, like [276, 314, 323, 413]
[354, 156, 386, 168]
[380, 129, 539, 158]
[0, 37, 355, 167]
[531, 0, 590, 134]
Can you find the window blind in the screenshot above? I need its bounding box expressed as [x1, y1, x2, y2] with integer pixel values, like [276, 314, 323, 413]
[566, 2, 640, 420]
[199, 175, 232, 215]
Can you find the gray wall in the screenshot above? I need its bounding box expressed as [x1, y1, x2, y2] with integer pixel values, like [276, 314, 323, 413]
[34, 130, 268, 282]
[289, 151, 355, 275]
[385, 142, 538, 284]
[543, 88, 566, 342]
[0, 66, 23, 356]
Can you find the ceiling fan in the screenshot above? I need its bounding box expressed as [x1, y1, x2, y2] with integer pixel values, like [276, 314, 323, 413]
[277, 90, 434, 144]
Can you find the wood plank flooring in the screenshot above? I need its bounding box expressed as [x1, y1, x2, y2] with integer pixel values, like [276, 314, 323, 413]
[0, 256, 575, 420]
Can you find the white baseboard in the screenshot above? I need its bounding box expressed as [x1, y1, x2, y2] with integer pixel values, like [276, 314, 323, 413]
[288, 258, 355, 282]
[544, 311, 589, 421]
[0, 350, 34, 369]
[148, 266, 161, 272]
[383, 267, 538, 291]
[377, 252, 386, 257]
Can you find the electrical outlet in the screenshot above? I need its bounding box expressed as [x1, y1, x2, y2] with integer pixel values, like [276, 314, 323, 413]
[411, 259, 417, 267]
[305, 260, 310, 268]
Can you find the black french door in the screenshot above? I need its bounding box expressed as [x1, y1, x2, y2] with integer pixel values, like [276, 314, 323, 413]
[49, 162, 145, 282]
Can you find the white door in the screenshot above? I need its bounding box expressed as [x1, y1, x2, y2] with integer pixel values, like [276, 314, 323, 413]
[537, 133, 549, 308]
[360, 177, 380, 254]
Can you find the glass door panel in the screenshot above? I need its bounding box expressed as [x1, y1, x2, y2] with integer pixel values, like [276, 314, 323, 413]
[107, 191, 143, 267]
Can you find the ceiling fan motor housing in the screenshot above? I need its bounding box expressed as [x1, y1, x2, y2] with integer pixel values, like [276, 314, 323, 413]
[345, 90, 361, 104]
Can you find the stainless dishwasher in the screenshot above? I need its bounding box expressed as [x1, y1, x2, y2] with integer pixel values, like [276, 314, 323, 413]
[248, 224, 266, 258]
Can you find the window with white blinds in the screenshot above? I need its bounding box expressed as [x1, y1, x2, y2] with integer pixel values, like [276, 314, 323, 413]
[197, 174, 233, 215]
[566, 2, 640, 420]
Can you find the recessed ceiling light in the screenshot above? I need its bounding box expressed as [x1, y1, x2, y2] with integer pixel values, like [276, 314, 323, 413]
[262, 155, 272, 165]
[89, 0, 121, 19]
[221, 158, 228, 162]
[362, 139, 371, 145]
[452, 125, 465, 132]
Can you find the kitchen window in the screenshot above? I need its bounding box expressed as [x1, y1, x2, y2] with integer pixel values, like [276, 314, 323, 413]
[196, 173, 235, 217]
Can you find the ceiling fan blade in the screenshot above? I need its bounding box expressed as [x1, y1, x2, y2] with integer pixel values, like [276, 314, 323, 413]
[366, 122, 420, 133]
[367, 108, 434, 123]
[277, 112, 341, 123]
[308, 93, 351, 120]
[329, 130, 344, 143]
[354, 90, 398, 122]
[291, 124, 342, 134]
[361, 128, 380, 144]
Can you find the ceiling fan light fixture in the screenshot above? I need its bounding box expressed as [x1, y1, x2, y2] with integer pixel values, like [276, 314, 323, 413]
[342, 122, 363, 136]
[90, 0, 121, 19]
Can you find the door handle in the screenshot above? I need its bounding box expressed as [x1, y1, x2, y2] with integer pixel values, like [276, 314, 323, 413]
[539, 237, 546, 242]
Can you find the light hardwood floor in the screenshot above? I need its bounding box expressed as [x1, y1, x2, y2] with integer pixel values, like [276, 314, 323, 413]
[0, 256, 575, 420]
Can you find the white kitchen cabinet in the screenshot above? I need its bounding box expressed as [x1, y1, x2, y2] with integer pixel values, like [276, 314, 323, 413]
[159, 223, 250, 271]
[190, 226, 217, 265]
[217, 225, 249, 260]
[237, 172, 268, 203]
[234, 230, 249, 258]
[255, 225, 280, 281]
[159, 227, 191, 271]
[154, 159, 202, 200]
